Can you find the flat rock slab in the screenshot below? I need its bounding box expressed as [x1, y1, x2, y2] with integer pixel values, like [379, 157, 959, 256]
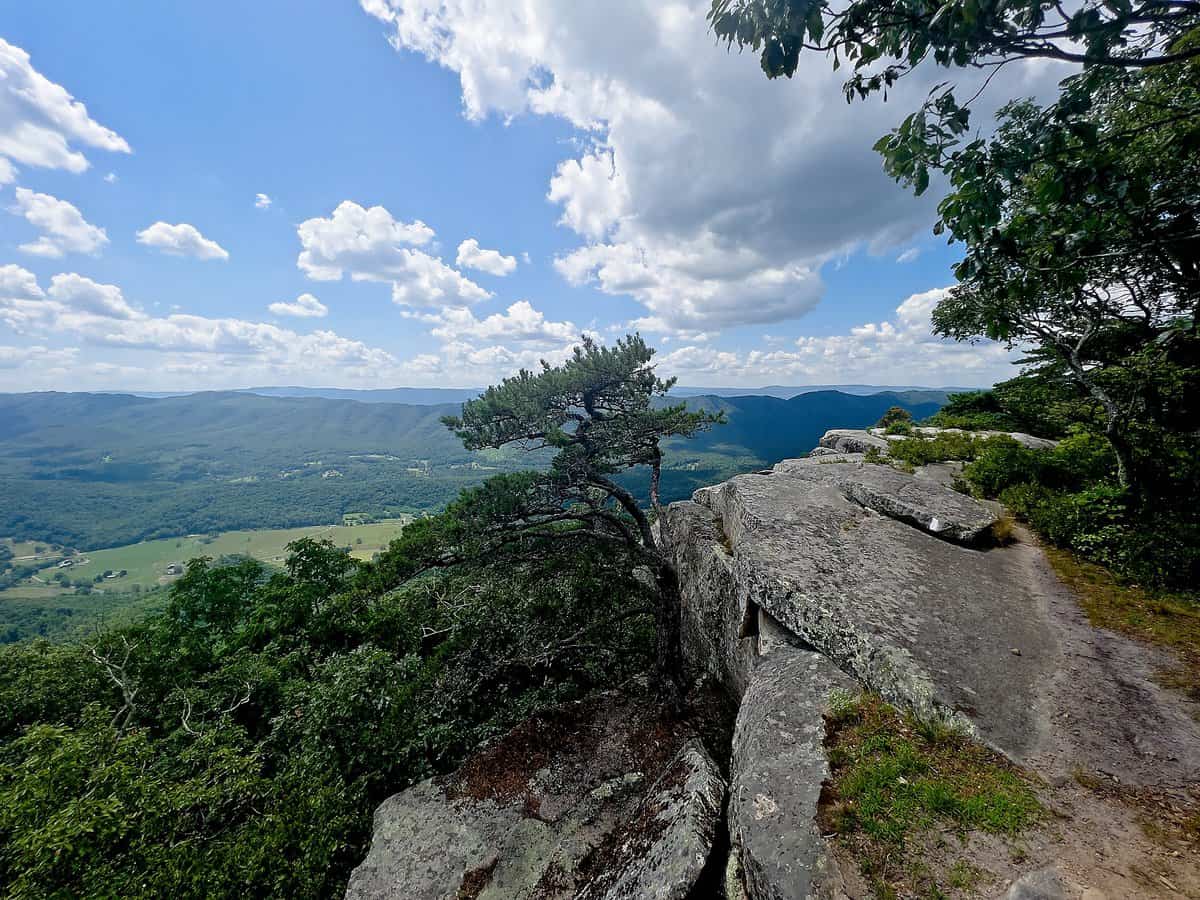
[345, 685, 700, 900]
[1003, 866, 1065, 900]
[578, 740, 726, 900]
[818, 429, 890, 455]
[672, 463, 1200, 786]
[730, 620, 856, 900]
[775, 457, 998, 545]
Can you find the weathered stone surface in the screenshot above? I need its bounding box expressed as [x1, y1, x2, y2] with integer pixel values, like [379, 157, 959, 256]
[666, 459, 1200, 788]
[577, 740, 725, 900]
[680, 466, 1040, 743]
[345, 686, 691, 900]
[1003, 866, 1065, 900]
[852, 425, 1059, 452]
[818, 429, 891, 455]
[730, 617, 855, 900]
[870, 426, 1059, 451]
[662, 500, 758, 695]
[774, 456, 997, 545]
[836, 464, 997, 545]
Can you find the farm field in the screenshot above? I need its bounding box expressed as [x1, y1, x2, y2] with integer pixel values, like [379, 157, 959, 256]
[0, 518, 413, 642]
[8, 518, 414, 596]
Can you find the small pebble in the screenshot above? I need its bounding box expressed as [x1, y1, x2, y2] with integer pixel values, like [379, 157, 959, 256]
[1011, 647, 1022, 656]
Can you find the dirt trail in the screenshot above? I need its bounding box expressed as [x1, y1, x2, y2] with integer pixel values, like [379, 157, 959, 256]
[890, 526, 1200, 898]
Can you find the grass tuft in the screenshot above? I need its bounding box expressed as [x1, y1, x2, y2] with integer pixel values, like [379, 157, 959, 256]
[820, 693, 1041, 898]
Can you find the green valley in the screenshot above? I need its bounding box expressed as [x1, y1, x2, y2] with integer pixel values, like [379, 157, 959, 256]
[0, 519, 412, 643]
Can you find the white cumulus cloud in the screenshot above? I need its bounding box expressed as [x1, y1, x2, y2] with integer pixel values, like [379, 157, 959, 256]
[0, 38, 130, 180]
[657, 288, 1018, 386]
[361, 1, 1062, 336]
[269, 292, 328, 318]
[455, 238, 517, 276]
[0, 344, 78, 371]
[47, 273, 140, 319]
[0, 267, 400, 390]
[411, 300, 577, 344]
[297, 200, 490, 306]
[136, 221, 230, 261]
[255, 192, 272, 209]
[10, 187, 108, 257]
[1, 267, 137, 330]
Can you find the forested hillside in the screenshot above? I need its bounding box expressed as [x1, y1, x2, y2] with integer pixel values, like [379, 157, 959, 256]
[0, 389, 943, 549]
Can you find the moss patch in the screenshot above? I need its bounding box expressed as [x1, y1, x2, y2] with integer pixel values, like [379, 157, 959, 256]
[1044, 546, 1200, 703]
[819, 693, 1041, 898]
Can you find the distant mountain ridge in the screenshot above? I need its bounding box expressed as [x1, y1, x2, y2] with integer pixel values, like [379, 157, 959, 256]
[108, 383, 970, 404]
[0, 388, 943, 549]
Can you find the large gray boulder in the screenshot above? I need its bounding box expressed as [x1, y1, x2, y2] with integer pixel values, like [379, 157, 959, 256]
[729, 619, 855, 900]
[835, 464, 997, 545]
[664, 454, 1200, 792]
[825, 426, 1059, 458]
[345, 686, 721, 900]
[670, 462, 1038, 749]
[771, 456, 998, 545]
[818, 429, 891, 455]
[577, 740, 726, 900]
[869, 426, 1059, 451]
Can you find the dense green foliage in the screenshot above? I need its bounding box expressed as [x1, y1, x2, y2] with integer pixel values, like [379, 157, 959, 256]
[876, 405, 914, 435]
[1, 339, 741, 897]
[442, 335, 722, 675]
[710, 0, 1200, 527]
[963, 434, 1199, 588]
[890, 375, 1200, 589]
[0, 389, 943, 550]
[930, 63, 1200, 494]
[0, 537, 653, 898]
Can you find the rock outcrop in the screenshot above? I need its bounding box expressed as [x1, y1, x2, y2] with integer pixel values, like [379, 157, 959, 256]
[662, 434, 1200, 899]
[345, 683, 728, 900]
[867, 425, 1058, 451]
[821, 425, 1059, 454]
[350, 427, 1200, 900]
[727, 618, 854, 900]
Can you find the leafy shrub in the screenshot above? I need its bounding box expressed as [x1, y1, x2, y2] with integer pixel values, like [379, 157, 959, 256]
[876, 406, 913, 432]
[961, 440, 1043, 498]
[1026, 486, 1128, 552]
[863, 446, 888, 465]
[962, 429, 1199, 589]
[1040, 431, 1116, 489]
[924, 390, 1023, 432]
[885, 432, 1003, 468]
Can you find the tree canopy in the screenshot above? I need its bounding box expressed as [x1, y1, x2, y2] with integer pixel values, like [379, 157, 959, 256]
[440, 334, 723, 676]
[709, 0, 1200, 191]
[931, 62, 1200, 491]
[708, 0, 1200, 499]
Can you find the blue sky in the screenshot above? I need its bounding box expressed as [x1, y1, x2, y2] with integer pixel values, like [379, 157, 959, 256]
[0, 1, 1031, 391]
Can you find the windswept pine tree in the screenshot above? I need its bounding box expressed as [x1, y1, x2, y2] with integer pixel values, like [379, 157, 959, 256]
[439, 334, 725, 678]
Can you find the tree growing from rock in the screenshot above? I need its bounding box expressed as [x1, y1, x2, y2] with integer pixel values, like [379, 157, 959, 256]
[439, 334, 724, 679]
[930, 65, 1200, 494]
